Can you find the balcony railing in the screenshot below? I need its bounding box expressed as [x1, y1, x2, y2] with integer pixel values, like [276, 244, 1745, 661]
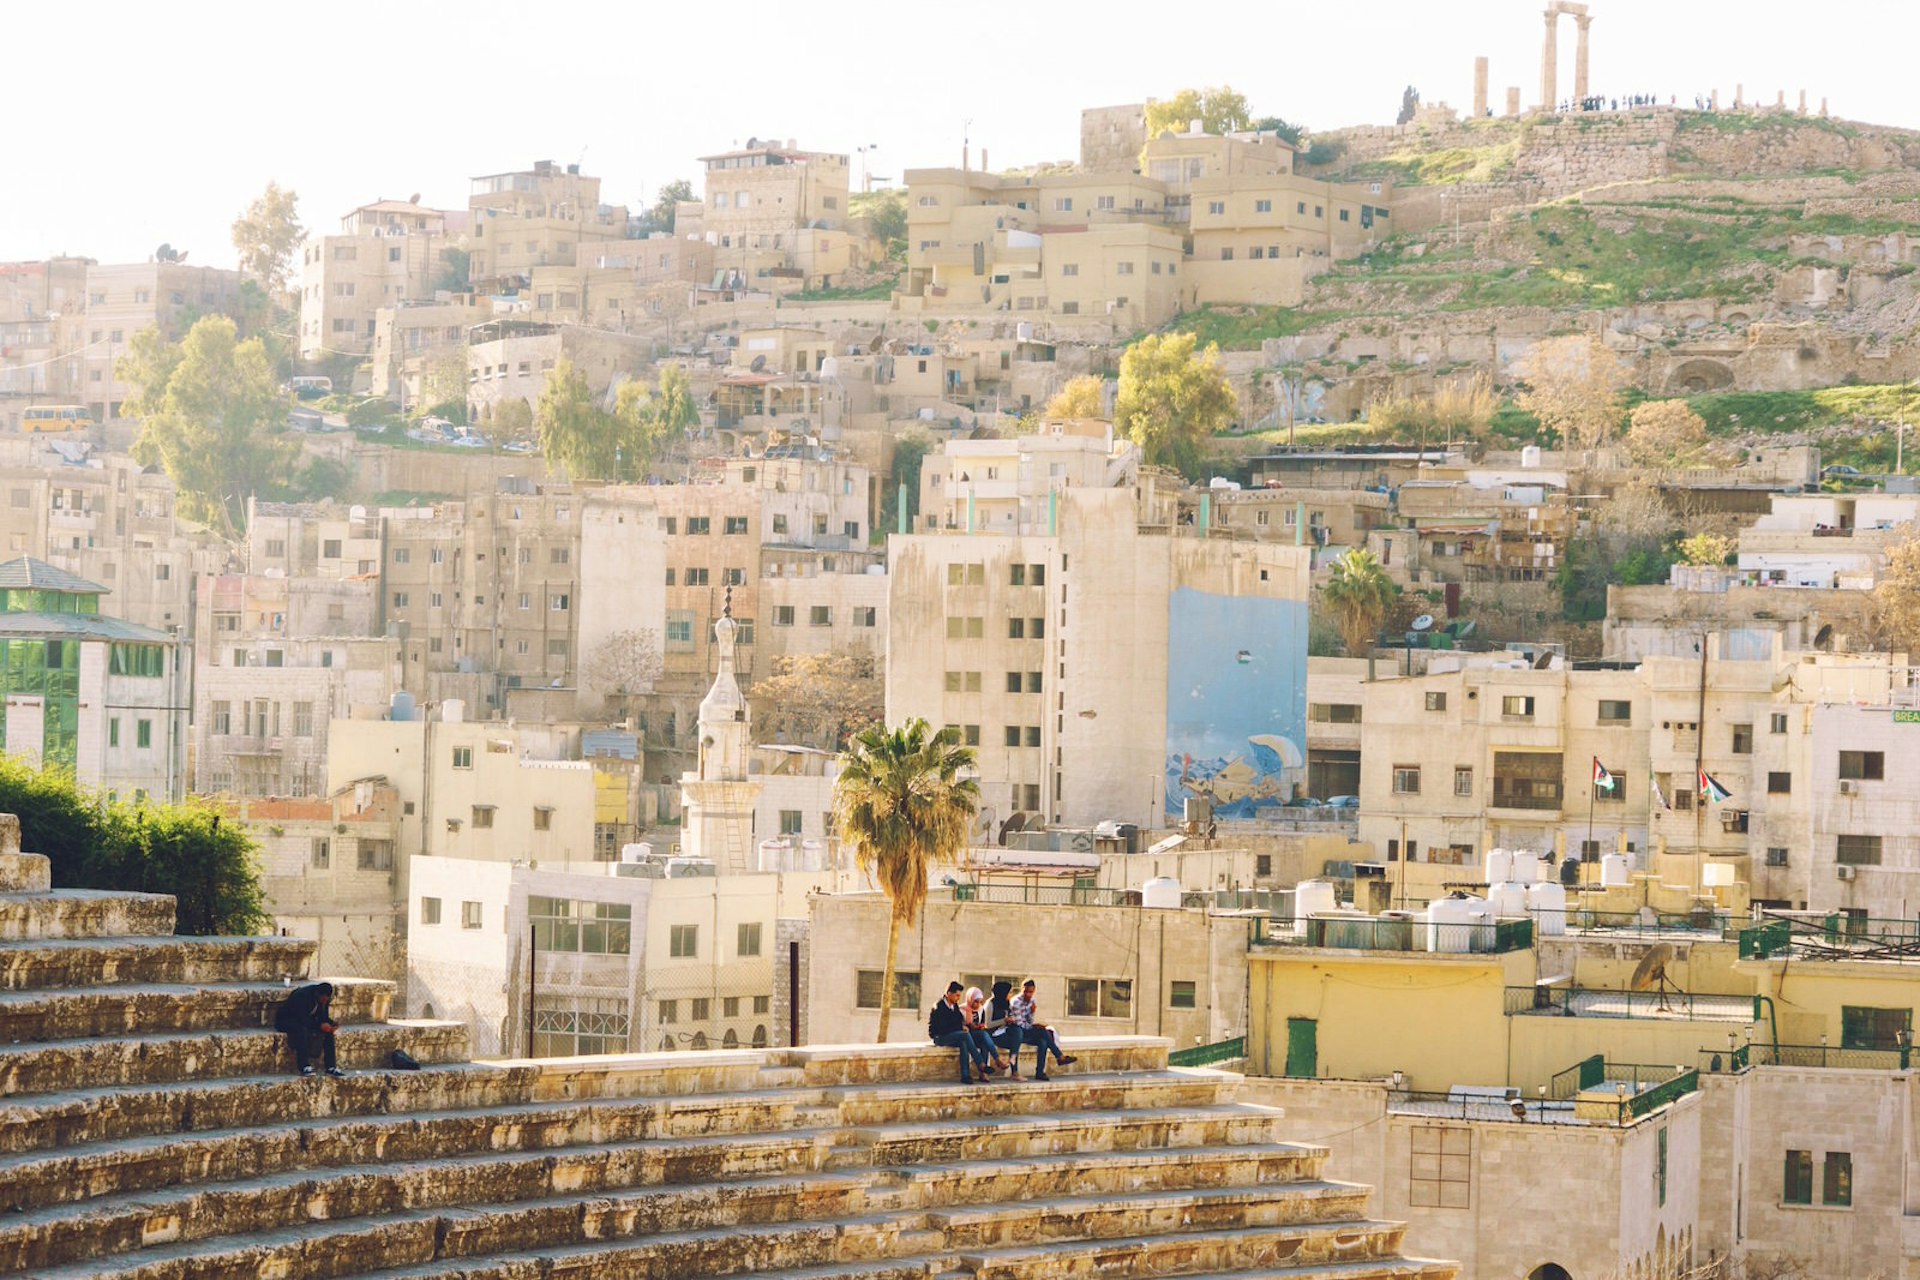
[1169, 1036, 1246, 1068]
[1509, 986, 1757, 1022]
[1699, 1043, 1910, 1073]
[1255, 916, 1532, 955]
[1548, 1055, 1699, 1119]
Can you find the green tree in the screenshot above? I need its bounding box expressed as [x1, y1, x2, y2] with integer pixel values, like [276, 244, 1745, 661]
[0, 754, 268, 936]
[1249, 116, 1304, 145]
[125, 316, 298, 535]
[1676, 531, 1735, 567]
[535, 357, 617, 479]
[883, 432, 931, 533]
[640, 179, 694, 235]
[832, 720, 979, 1042]
[1114, 332, 1237, 476]
[1515, 335, 1629, 451]
[1145, 87, 1253, 138]
[230, 181, 304, 296]
[1320, 549, 1400, 657]
[851, 188, 908, 260]
[115, 325, 183, 421]
[432, 246, 471, 294]
[1045, 375, 1106, 420]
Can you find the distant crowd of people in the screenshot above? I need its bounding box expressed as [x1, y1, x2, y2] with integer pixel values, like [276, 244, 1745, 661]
[1559, 93, 1675, 113]
[928, 979, 1076, 1083]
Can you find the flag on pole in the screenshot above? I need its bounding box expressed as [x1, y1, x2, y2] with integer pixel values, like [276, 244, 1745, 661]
[1650, 769, 1670, 811]
[1592, 758, 1616, 792]
[1698, 769, 1732, 804]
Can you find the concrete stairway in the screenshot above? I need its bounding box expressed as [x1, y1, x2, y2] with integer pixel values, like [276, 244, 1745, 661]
[0, 827, 1457, 1280]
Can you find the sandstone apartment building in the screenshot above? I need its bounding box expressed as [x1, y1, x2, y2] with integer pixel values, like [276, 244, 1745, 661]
[296, 199, 463, 361]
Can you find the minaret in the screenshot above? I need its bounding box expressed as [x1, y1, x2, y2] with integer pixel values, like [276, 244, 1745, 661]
[679, 588, 761, 870]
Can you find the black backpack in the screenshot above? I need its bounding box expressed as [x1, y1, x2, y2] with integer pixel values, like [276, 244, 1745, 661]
[389, 1049, 423, 1071]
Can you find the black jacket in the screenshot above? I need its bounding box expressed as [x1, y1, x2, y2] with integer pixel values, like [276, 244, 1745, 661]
[275, 983, 335, 1033]
[928, 998, 963, 1041]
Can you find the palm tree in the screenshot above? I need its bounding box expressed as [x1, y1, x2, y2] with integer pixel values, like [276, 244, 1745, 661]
[1321, 549, 1400, 657]
[832, 719, 979, 1042]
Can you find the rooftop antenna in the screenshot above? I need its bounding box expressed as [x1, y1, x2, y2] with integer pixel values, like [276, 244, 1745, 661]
[963, 118, 973, 173]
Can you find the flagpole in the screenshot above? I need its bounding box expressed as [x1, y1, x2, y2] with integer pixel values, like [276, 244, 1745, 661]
[1587, 761, 1596, 873]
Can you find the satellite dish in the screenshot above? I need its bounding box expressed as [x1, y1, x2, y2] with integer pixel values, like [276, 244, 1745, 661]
[408, 192, 422, 205]
[750, 354, 767, 372]
[1630, 943, 1681, 1013]
[1411, 614, 1435, 633]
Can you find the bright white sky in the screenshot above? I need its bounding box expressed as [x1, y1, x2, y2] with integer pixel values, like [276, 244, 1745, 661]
[7, 0, 1914, 268]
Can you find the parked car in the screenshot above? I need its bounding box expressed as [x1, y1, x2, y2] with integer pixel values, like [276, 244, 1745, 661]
[1284, 796, 1325, 809]
[1822, 465, 1863, 478]
[1326, 795, 1360, 810]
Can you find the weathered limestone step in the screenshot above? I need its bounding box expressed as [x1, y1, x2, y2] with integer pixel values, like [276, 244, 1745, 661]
[0, 1061, 532, 1156]
[0, 1018, 466, 1098]
[0, 888, 176, 941]
[828, 1104, 1284, 1169]
[0, 934, 315, 990]
[1177, 1261, 1461, 1280]
[959, 1221, 1416, 1280]
[0, 976, 393, 1041]
[0, 847, 51, 894]
[0, 1130, 1332, 1271]
[770, 1036, 1171, 1087]
[0, 1094, 835, 1212]
[830, 1070, 1237, 1126]
[930, 1182, 1374, 1250]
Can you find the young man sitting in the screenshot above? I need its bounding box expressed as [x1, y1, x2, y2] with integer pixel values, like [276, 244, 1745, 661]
[275, 981, 347, 1077]
[928, 980, 994, 1083]
[1008, 979, 1076, 1080]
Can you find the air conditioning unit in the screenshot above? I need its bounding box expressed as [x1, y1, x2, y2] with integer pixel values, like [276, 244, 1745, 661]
[1839, 780, 1858, 796]
[1836, 864, 1857, 882]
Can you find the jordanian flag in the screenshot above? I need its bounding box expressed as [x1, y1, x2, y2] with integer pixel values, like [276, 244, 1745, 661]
[1699, 770, 1732, 804]
[1650, 770, 1670, 810]
[1592, 758, 1616, 792]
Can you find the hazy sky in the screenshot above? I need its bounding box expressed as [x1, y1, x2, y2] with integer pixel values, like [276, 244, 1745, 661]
[7, 0, 1913, 268]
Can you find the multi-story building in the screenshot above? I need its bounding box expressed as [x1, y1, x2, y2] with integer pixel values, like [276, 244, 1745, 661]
[0, 557, 187, 800]
[0, 258, 90, 425]
[77, 262, 244, 420]
[888, 453, 1312, 829]
[466, 161, 629, 296]
[369, 298, 488, 407]
[296, 200, 459, 360]
[240, 782, 407, 981]
[678, 141, 852, 291]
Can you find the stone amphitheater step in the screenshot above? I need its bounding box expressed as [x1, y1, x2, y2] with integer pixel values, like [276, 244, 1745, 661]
[0, 1017, 468, 1098]
[27, 1180, 1392, 1280]
[0, 887, 175, 940]
[0, 934, 316, 990]
[0, 834, 49, 894]
[825, 1103, 1283, 1169]
[0, 975, 394, 1041]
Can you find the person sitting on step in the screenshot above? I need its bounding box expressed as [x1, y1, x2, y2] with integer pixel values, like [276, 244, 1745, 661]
[988, 980, 1025, 1076]
[275, 981, 346, 1078]
[928, 980, 994, 1083]
[962, 986, 1011, 1075]
[1008, 978, 1075, 1080]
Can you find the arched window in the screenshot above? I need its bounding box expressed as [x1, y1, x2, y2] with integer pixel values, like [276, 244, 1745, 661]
[1527, 1265, 1573, 1280]
[690, 1031, 708, 1050]
[723, 1028, 740, 1049]
[659, 1034, 675, 1051]
[752, 1024, 769, 1048]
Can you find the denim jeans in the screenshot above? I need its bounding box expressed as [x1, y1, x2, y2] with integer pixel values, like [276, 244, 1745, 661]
[933, 1029, 990, 1080]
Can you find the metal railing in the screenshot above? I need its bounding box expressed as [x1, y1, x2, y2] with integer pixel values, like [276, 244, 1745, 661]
[1169, 1036, 1246, 1068]
[1509, 985, 1758, 1022]
[1739, 912, 1920, 963]
[1560, 907, 1732, 936]
[1627, 1069, 1699, 1119]
[1701, 1042, 1912, 1072]
[1548, 1058, 1698, 1118]
[949, 882, 1141, 908]
[1253, 916, 1532, 954]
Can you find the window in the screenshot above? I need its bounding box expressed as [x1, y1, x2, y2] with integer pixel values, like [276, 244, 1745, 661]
[550, 594, 570, 611]
[947, 616, 984, 639]
[724, 516, 749, 535]
[685, 567, 709, 587]
[773, 606, 795, 627]
[810, 606, 832, 627]
[855, 969, 921, 1009]
[754, 995, 770, 1014]
[310, 838, 330, 870]
[1784, 1150, 1814, 1205]
[1454, 767, 1474, 797]
[1839, 751, 1884, 780]
[960, 724, 980, 746]
[452, 746, 473, 769]
[1502, 696, 1535, 719]
[1732, 723, 1754, 754]
[666, 617, 694, 646]
[393, 548, 411, 565]
[293, 702, 313, 737]
[1393, 766, 1421, 795]
[1767, 771, 1791, 795]
[670, 924, 698, 957]
[358, 840, 394, 870]
[691, 998, 710, 1022]
[471, 805, 494, 829]
[1254, 199, 1273, 213]
[533, 807, 552, 831]
[1771, 712, 1789, 734]
[1841, 1005, 1910, 1051]
[1116, 261, 1134, 275]
[1426, 692, 1448, 712]
[1067, 978, 1132, 1018]
[1169, 980, 1197, 1009]
[461, 901, 483, 929]
[420, 897, 440, 925]
[1008, 618, 1025, 639]
[1054, 198, 1073, 213]
[1837, 835, 1882, 866]
[109, 718, 119, 748]
[1339, 208, 1351, 221]
[779, 809, 804, 836]
[1409, 1126, 1472, 1209]
[944, 670, 981, 693]
[136, 720, 152, 749]
[1658, 1127, 1668, 1207]
[529, 896, 631, 954]
[854, 607, 877, 627]
[659, 999, 678, 1024]
[1823, 1151, 1852, 1207]
[1765, 847, 1789, 868]
[1598, 700, 1632, 724]
[686, 516, 711, 535]
[737, 922, 762, 957]
[1308, 704, 1361, 724]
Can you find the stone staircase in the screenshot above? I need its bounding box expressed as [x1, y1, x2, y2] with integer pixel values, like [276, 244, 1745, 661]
[0, 830, 1458, 1280]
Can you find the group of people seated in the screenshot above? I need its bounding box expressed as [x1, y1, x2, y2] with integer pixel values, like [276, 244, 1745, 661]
[927, 978, 1076, 1083]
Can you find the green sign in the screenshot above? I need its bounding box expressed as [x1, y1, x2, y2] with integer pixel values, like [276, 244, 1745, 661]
[1896, 710, 1920, 724]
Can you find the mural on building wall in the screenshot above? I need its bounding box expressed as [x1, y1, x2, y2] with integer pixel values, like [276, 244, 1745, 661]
[1164, 588, 1308, 820]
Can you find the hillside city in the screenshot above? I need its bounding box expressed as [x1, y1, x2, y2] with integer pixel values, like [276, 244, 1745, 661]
[5, 10, 1920, 1278]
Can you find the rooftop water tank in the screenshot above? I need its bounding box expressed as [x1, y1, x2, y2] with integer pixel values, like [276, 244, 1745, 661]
[757, 839, 793, 872]
[1295, 880, 1338, 918]
[1016, 321, 1034, 343]
[388, 691, 416, 722]
[442, 698, 465, 724]
[1141, 876, 1182, 910]
[1490, 882, 1529, 919]
[1601, 853, 1631, 887]
[1509, 854, 1541, 885]
[620, 842, 654, 864]
[1427, 896, 1481, 953]
[1484, 849, 1513, 885]
[1527, 881, 1568, 935]
[799, 839, 828, 871]
[1702, 862, 1734, 888]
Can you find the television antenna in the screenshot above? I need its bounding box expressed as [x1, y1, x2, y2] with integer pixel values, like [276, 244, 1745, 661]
[1629, 942, 1681, 1013]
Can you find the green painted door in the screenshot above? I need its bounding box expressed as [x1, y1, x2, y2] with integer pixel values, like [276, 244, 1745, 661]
[1284, 1017, 1317, 1078]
